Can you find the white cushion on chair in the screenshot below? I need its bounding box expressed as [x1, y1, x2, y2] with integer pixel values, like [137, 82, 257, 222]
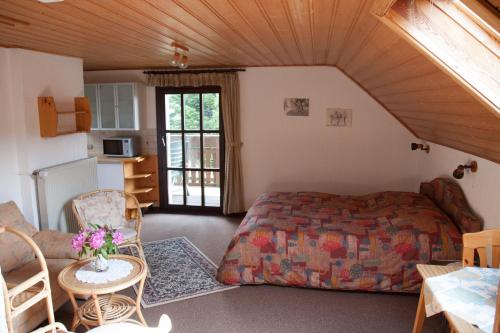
[73, 191, 127, 229]
[118, 227, 137, 241]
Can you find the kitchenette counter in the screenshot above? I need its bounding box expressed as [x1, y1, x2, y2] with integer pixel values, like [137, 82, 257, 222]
[91, 154, 159, 210]
[90, 154, 145, 164]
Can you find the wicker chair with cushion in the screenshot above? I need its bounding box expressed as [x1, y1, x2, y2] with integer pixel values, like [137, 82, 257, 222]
[72, 190, 149, 275]
[0, 201, 77, 333]
[0, 227, 171, 333]
[0, 225, 71, 333]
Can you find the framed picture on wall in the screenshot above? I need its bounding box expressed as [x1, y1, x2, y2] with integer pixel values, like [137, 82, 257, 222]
[326, 108, 352, 127]
[284, 98, 309, 116]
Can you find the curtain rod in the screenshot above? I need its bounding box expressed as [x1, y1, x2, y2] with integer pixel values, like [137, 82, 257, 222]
[143, 68, 245, 75]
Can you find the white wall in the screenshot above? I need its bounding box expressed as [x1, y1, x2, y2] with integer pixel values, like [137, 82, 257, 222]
[0, 48, 87, 227]
[84, 67, 420, 209]
[240, 67, 419, 207]
[82, 67, 499, 228]
[417, 143, 500, 229]
[0, 48, 23, 208]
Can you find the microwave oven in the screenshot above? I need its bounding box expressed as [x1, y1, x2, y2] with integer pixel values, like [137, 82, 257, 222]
[102, 137, 138, 157]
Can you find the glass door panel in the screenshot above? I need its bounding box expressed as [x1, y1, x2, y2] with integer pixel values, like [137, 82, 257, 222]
[184, 94, 200, 130]
[186, 170, 202, 206]
[157, 87, 223, 212]
[117, 84, 134, 128]
[202, 93, 220, 130]
[185, 133, 201, 168]
[99, 84, 116, 128]
[203, 134, 220, 169]
[168, 170, 184, 205]
[165, 94, 181, 130]
[166, 133, 183, 168]
[204, 171, 220, 207]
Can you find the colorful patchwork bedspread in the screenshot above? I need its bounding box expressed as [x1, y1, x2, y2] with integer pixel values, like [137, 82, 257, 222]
[217, 191, 463, 292]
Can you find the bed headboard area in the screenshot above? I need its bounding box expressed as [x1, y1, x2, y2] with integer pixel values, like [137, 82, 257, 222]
[420, 178, 483, 234]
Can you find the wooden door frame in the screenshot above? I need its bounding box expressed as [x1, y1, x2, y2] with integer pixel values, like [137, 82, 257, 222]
[155, 86, 225, 214]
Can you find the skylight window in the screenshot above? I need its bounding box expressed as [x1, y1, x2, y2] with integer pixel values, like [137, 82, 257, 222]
[448, 0, 499, 55]
[379, 0, 500, 115]
[460, 0, 500, 34]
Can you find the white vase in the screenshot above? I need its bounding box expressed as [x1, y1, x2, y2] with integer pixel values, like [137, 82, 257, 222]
[93, 254, 108, 272]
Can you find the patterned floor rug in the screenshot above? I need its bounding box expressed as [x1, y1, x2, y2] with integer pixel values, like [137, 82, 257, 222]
[132, 237, 238, 308]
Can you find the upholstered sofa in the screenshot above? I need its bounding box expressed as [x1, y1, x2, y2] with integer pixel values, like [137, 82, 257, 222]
[0, 201, 78, 333]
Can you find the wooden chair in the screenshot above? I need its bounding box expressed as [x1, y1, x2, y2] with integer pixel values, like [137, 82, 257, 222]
[413, 230, 500, 333]
[0, 225, 67, 333]
[462, 230, 500, 333]
[72, 189, 150, 276]
[462, 230, 500, 269]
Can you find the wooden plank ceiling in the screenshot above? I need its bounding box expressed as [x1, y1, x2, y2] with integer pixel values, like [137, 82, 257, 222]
[1, 0, 499, 163]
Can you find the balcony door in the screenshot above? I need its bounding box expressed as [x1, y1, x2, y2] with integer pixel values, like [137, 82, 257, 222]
[156, 87, 224, 213]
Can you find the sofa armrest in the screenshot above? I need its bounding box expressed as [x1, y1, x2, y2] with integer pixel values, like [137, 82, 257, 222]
[32, 230, 80, 260]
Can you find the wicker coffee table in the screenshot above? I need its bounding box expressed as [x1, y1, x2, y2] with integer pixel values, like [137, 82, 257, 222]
[58, 254, 147, 330]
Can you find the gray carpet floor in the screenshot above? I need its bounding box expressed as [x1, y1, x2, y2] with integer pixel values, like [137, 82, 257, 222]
[56, 213, 444, 333]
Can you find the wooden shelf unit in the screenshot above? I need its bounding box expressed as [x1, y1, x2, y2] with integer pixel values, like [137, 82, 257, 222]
[123, 155, 159, 214]
[38, 96, 92, 137]
[138, 202, 154, 208]
[128, 187, 153, 194]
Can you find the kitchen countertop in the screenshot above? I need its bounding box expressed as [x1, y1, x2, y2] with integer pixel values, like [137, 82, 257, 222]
[90, 154, 144, 164]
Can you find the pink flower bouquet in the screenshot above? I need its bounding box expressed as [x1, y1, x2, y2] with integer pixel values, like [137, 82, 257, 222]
[72, 224, 124, 259]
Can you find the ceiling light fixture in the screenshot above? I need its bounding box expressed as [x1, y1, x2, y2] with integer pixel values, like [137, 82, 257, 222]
[170, 42, 189, 69]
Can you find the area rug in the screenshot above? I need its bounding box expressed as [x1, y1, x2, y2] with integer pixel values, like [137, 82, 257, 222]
[132, 237, 238, 308]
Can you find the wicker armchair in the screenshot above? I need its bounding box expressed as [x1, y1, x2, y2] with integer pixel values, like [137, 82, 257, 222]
[72, 190, 149, 276]
[0, 201, 78, 333]
[0, 227, 171, 333]
[0, 225, 68, 333]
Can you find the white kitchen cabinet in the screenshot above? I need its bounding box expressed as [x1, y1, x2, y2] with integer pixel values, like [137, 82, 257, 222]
[85, 83, 141, 130]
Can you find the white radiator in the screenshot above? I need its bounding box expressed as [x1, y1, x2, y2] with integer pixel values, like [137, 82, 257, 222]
[34, 157, 97, 233]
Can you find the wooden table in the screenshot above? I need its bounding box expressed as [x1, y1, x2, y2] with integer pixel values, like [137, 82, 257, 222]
[413, 264, 483, 333]
[58, 254, 147, 331]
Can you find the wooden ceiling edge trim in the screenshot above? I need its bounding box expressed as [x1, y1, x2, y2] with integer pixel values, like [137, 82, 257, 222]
[83, 64, 337, 71]
[419, 137, 500, 165]
[371, 0, 399, 17]
[0, 44, 84, 62]
[376, 13, 500, 120]
[335, 66, 419, 139]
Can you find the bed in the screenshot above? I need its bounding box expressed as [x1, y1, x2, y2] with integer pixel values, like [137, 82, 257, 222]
[216, 178, 482, 292]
